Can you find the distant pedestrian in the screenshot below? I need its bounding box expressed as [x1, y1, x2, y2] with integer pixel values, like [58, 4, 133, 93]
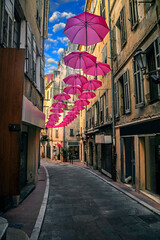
[69, 152, 73, 164]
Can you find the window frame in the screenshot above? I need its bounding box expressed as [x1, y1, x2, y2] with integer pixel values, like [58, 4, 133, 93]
[133, 60, 144, 108]
[129, 0, 138, 31]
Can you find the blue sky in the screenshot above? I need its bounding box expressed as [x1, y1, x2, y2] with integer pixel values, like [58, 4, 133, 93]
[45, 0, 86, 74]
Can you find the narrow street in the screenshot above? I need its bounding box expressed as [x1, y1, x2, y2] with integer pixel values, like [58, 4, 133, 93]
[39, 160, 160, 240]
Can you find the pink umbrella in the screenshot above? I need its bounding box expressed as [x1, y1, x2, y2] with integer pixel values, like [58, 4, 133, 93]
[83, 79, 102, 90]
[63, 51, 96, 70]
[51, 102, 67, 108]
[71, 106, 85, 111]
[74, 99, 90, 107]
[53, 93, 71, 101]
[49, 113, 61, 117]
[57, 143, 62, 148]
[63, 86, 83, 95]
[64, 12, 109, 46]
[78, 91, 96, 99]
[50, 108, 64, 113]
[63, 74, 88, 86]
[69, 111, 80, 115]
[83, 61, 111, 76]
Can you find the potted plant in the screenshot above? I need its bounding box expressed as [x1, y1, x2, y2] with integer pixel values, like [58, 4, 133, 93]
[40, 135, 49, 145]
[60, 148, 68, 162]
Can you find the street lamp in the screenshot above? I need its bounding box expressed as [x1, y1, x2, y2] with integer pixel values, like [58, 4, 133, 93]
[134, 49, 160, 84]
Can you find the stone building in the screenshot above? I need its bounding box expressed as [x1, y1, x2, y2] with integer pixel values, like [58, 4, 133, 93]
[82, 0, 160, 202]
[0, 0, 49, 210]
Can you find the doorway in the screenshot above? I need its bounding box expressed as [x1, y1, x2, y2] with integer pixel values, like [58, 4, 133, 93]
[20, 132, 28, 190]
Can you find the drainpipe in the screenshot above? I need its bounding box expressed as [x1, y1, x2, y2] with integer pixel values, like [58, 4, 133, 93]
[107, 0, 116, 180]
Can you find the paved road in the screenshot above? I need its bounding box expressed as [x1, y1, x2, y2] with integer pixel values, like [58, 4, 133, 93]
[39, 161, 160, 240]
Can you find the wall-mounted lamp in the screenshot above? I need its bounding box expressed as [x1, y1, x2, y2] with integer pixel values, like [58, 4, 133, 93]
[134, 49, 160, 84]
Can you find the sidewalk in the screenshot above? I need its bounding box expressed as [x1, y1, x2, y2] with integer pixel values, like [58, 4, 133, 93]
[2, 159, 160, 239]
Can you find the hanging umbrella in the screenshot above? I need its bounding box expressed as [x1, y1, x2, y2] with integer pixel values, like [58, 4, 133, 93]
[51, 102, 67, 108]
[74, 99, 90, 107]
[50, 108, 64, 113]
[63, 74, 88, 86]
[53, 93, 71, 101]
[49, 113, 61, 117]
[63, 51, 96, 70]
[63, 86, 83, 95]
[57, 143, 62, 148]
[78, 91, 96, 99]
[64, 12, 109, 46]
[83, 61, 111, 76]
[83, 79, 102, 90]
[69, 111, 80, 115]
[71, 106, 85, 111]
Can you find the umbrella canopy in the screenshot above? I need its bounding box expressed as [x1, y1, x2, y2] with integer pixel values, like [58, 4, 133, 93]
[74, 99, 90, 107]
[49, 113, 61, 117]
[83, 79, 102, 90]
[71, 106, 85, 111]
[63, 51, 96, 69]
[63, 74, 88, 86]
[83, 61, 111, 76]
[64, 12, 109, 46]
[51, 102, 67, 108]
[63, 86, 83, 95]
[78, 91, 96, 99]
[50, 108, 64, 113]
[57, 143, 62, 148]
[53, 93, 71, 101]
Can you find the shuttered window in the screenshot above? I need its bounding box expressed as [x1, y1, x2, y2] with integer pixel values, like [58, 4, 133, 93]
[100, 95, 104, 123]
[111, 26, 117, 60]
[1, 0, 14, 47]
[105, 90, 109, 121]
[133, 60, 144, 107]
[102, 44, 107, 64]
[129, 0, 138, 30]
[100, 0, 105, 19]
[32, 35, 36, 82]
[116, 7, 127, 49]
[123, 70, 131, 113]
[114, 82, 119, 118]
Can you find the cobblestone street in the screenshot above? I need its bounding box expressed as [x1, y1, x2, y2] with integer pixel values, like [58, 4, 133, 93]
[39, 161, 160, 240]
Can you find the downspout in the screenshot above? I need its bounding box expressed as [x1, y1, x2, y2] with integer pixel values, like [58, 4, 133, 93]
[107, 0, 116, 180]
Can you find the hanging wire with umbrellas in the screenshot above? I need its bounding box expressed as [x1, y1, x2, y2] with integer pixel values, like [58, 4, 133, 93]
[83, 61, 111, 76]
[78, 91, 96, 100]
[63, 86, 83, 95]
[83, 79, 102, 90]
[51, 102, 67, 108]
[53, 93, 71, 101]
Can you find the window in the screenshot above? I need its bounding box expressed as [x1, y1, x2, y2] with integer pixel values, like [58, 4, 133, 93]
[119, 70, 131, 115]
[47, 90, 49, 100]
[100, 95, 104, 123]
[100, 0, 105, 19]
[114, 82, 119, 118]
[25, 22, 32, 78]
[146, 38, 160, 102]
[92, 105, 95, 127]
[1, 0, 14, 47]
[105, 90, 109, 120]
[13, 11, 21, 48]
[56, 130, 58, 138]
[50, 87, 52, 99]
[133, 60, 144, 107]
[96, 101, 99, 125]
[145, 0, 155, 13]
[111, 26, 117, 60]
[32, 35, 36, 82]
[36, 0, 42, 31]
[102, 44, 107, 64]
[70, 129, 74, 136]
[116, 7, 127, 49]
[129, 0, 138, 30]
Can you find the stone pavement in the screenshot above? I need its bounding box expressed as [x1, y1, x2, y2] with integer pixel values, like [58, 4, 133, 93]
[39, 160, 160, 240]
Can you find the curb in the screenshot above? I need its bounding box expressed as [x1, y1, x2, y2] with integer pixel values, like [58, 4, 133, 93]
[72, 164, 160, 217]
[30, 165, 49, 240]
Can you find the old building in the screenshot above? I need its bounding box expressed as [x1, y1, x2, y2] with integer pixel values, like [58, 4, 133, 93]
[80, 0, 115, 179]
[0, 0, 49, 211]
[81, 0, 160, 202]
[42, 42, 80, 161]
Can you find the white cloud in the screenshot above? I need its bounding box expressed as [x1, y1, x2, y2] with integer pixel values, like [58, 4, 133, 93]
[57, 37, 68, 45]
[49, 11, 75, 22]
[52, 50, 57, 54]
[47, 38, 58, 44]
[58, 48, 64, 55]
[53, 22, 65, 32]
[48, 33, 53, 37]
[47, 58, 58, 64]
[44, 43, 51, 50]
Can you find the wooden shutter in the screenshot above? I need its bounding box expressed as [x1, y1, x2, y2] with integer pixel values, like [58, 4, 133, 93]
[32, 35, 37, 82]
[120, 7, 127, 48]
[123, 69, 131, 113]
[114, 82, 119, 118]
[129, 0, 138, 30]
